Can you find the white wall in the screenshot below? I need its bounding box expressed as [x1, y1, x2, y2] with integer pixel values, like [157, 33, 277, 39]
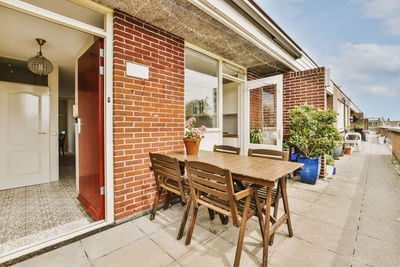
[223, 82, 238, 114]
[200, 130, 222, 151]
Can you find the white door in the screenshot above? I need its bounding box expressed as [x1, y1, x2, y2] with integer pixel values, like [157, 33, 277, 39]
[0, 82, 50, 190]
[244, 75, 283, 152]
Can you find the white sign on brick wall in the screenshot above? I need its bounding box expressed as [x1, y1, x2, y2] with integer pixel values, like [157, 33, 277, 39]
[126, 62, 149, 79]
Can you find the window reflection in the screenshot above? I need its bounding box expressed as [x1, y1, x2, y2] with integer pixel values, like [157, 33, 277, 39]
[184, 48, 218, 128]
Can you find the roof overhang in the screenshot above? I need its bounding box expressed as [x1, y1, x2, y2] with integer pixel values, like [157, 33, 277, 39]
[94, 0, 318, 75]
[350, 101, 362, 114]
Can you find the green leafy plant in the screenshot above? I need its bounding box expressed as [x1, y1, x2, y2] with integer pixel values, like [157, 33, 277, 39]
[250, 128, 263, 144]
[288, 104, 342, 158]
[326, 154, 335, 166]
[282, 140, 290, 151]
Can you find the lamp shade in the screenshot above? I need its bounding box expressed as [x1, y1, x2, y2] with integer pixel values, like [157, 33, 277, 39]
[27, 54, 53, 76]
[27, 38, 53, 76]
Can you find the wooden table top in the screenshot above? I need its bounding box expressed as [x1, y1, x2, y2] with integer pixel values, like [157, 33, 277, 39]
[168, 151, 303, 186]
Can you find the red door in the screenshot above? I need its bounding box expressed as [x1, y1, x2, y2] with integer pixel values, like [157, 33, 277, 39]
[77, 38, 104, 220]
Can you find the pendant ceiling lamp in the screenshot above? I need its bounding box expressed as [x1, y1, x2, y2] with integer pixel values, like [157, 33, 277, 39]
[27, 38, 53, 76]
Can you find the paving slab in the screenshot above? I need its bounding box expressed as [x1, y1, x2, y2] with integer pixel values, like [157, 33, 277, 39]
[13, 242, 89, 267]
[91, 236, 174, 267]
[81, 221, 145, 260]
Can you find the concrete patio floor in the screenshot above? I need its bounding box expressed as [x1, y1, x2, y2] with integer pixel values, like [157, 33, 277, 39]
[12, 135, 400, 267]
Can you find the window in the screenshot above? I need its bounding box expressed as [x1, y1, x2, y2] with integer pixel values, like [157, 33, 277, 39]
[185, 48, 218, 128]
[249, 85, 277, 145]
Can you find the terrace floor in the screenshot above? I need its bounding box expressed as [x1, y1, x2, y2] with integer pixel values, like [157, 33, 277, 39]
[11, 134, 400, 267]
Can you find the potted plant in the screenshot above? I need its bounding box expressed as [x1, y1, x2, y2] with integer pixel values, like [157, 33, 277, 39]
[326, 154, 335, 178]
[282, 140, 290, 151]
[332, 139, 343, 160]
[250, 127, 263, 144]
[183, 117, 207, 155]
[288, 104, 341, 184]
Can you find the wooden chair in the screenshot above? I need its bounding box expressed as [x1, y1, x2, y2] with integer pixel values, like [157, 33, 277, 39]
[59, 131, 66, 156]
[149, 153, 188, 220]
[213, 145, 240, 155]
[248, 148, 289, 161]
[178, 160, 264, 267]
[212, 145, 241, 224]
[248, 148, 292, 245]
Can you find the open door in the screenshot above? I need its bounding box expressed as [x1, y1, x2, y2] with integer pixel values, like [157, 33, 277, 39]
[244, 74, 283, 152]
[77, 38, 104, 220]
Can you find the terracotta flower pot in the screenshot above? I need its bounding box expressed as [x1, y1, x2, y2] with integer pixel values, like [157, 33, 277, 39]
[183, 138, 201, 155]
[344, 147, 352, 155]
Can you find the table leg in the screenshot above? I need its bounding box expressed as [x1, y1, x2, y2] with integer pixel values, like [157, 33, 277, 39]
[281, 177, 293, 237]
[262, 186, 272, 267]
[269, 180, 281, 245]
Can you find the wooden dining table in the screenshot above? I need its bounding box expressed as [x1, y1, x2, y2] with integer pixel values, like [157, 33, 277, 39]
[167, 150, 303, 266]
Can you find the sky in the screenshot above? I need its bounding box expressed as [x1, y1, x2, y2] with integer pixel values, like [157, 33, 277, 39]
[257, 0, 400, 120]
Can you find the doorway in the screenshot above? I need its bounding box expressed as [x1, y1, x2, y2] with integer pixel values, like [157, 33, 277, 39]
[222, 78, 241, 149]
[244, 75, 283, 152]
[0, 2, 110, 259]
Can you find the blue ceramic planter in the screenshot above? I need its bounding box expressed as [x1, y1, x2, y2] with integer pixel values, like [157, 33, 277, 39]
[298, 157, 320, 184]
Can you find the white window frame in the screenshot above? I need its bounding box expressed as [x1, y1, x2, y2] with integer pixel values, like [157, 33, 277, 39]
[0, 0, 114, 262]
[244, 75, 283, 153]
[184, 42, 246, 150]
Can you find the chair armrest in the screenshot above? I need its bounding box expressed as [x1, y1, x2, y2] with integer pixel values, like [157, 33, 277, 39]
[234, 187, 255, 201]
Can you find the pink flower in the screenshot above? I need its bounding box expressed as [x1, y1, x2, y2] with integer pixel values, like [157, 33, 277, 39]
[192, 129, 200, 138]
[185, 117, 197, 128]
[201, 125, 207, 132]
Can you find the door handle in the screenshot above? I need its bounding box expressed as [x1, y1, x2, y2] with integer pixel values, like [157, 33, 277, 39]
[38, 131, 48, 135]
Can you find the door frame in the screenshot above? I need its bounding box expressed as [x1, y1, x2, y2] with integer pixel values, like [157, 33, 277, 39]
[0, 0, 114, 262]
[242, 74, 283, 154]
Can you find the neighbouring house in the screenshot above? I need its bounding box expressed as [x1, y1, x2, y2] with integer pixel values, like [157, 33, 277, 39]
[0, 0, 362, 262]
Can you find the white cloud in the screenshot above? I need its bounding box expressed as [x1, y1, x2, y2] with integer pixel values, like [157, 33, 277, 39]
[357, 0, 400, 35]
[327, 43, 400, 98]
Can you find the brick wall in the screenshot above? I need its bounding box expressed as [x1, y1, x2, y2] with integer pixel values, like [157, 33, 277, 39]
[327, 94, 333, 110]
[283, 67, 327, 136]
[249, 85, 277, 130]
[392, 130, 400, 162]
[113, 10, 185, 220]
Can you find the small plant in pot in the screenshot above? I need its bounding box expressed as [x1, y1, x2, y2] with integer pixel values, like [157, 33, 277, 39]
[332, 139, 344, 160]
[288, 104, 341, 184]
[183, 117, 207, 155]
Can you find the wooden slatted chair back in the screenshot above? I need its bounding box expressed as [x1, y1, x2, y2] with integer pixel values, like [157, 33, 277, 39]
[185, 160, 240, 226]
[149, 153, 186, 202]
[248, 148, 289, 161]
[213, 145, 240, 155]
